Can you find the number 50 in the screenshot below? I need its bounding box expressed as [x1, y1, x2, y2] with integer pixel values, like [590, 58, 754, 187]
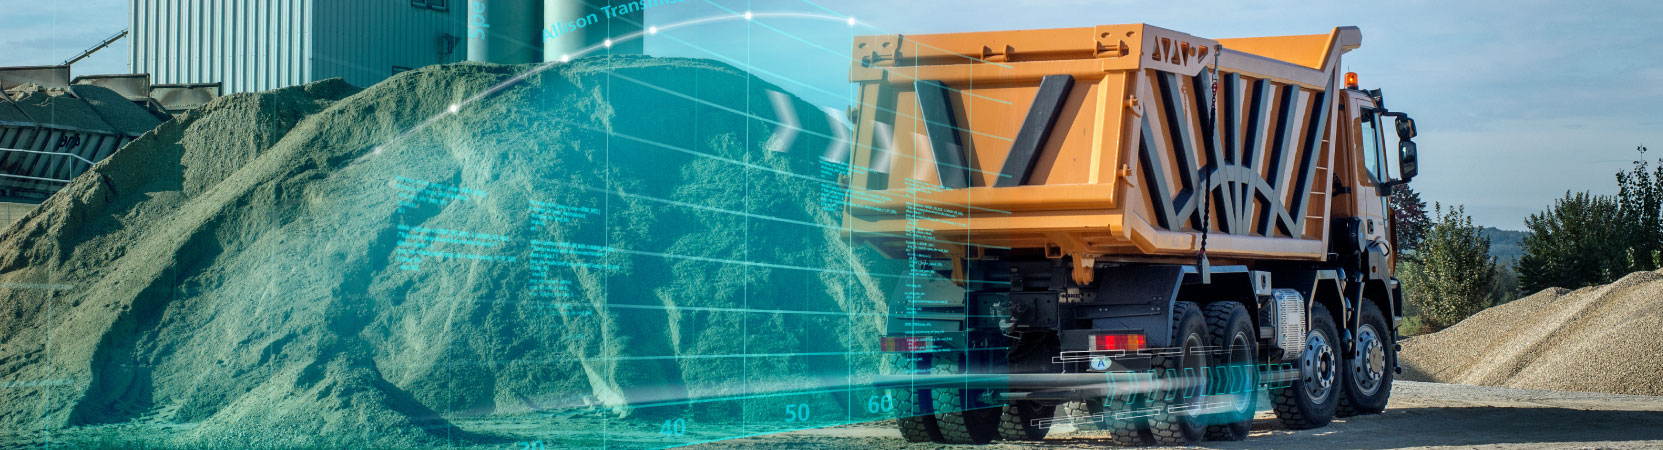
[785, 403, 811, 422]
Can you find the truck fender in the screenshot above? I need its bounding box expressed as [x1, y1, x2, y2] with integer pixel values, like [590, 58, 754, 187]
[1075, 265, 1186, 349]
[1175, 266, 1264, 326]
[1365, 241, 1392, 281]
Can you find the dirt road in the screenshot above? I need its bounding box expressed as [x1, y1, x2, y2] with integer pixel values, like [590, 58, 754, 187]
[686, 381, 1663, 449]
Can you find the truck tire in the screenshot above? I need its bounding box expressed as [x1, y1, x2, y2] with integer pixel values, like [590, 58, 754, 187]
[1337, 300, 1394, 417]
[1203, 301, 1257, 441]
[1061, 400, 1097, 430]
[1148, 301, 1210, 445]
[1090, 394, 1154, 445]
[885, 354, 942, 442]
[1271, 302, 1340, 429]
[895, 388, 942, 442]
[930, 351, 1001, 444]
[997, 401, 1055, 441]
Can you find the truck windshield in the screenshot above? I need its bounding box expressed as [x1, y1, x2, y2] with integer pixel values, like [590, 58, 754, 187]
[1360, 110, 1383, 182]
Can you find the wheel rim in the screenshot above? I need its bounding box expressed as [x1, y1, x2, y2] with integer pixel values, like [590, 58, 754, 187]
[1301, 330, 1335, 403]
[1228, 331, 1253, 413]
[1180, 332, 1208, 417]
[1352, 324, 1386, 395]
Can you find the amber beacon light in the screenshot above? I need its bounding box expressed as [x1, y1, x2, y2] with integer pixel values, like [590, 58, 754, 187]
[1345, 71, 1359, 89]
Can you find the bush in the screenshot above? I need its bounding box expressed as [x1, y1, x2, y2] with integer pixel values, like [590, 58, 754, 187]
[1398, 315, 1432, 337]
[1403, 204, 1498, 330]
[1518, 192, 1626, 291]
[1519, 146, 1663, 291]
[1615, 146, 1663, 271]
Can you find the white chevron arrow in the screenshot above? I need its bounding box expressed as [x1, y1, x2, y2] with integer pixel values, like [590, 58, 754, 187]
[764, 90, 799, 152]
[820, 106, 851, 163]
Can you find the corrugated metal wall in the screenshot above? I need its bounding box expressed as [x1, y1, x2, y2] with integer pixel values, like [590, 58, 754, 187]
[311, 1, 465, 89]
[131, 0, 312, 94]
[131, 0, 465, 95]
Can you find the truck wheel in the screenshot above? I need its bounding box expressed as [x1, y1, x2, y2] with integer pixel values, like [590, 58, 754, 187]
[894, 387, 942, 442]
[997, 401, 1055, 441]
[1061, 400, 1097, 430]
[885, 354, 942, 442]
[1148, 301, 1209, 445]
[1272, 303, 1340, 429]
[1338, 300, 1394, 417]
[1203, 301, 1257, 441]
[1090, 394, 1154, 445]
[930, 352, 1001, 444]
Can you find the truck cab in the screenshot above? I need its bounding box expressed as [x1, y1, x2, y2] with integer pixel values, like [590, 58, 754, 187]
[1340, 84, 1419, 278]
[1336, 85, 1420, 348]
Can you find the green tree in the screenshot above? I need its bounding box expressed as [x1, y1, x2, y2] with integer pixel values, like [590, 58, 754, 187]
[1614, 146, 1663, 272]
[1405, 204, 1498, 330]
[1391, 184, 1431, 258]
[1518, 192, 1626, 292]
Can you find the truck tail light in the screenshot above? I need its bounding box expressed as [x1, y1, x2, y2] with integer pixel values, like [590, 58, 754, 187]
[1091, 334, 1146, 351]
[881, 337, 933, 353]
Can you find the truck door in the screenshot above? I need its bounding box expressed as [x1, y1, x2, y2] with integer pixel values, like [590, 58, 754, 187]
[1342, 93, 1392, 269]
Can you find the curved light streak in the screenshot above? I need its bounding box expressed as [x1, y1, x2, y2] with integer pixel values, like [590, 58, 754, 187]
[374, 11, 856, 152]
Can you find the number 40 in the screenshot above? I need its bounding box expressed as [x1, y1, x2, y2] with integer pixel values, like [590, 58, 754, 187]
[660, 418, 687, 436]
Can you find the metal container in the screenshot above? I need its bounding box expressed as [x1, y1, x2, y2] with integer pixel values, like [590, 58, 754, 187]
[845, 24, 1362, 282]
[0, 66, 71, 90]
[73, 74, 155, 101]
[0, 83, 162, 203]
[149, 83, 221, 113]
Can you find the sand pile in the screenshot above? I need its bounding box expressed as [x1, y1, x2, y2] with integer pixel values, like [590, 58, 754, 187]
[1400, 270, 1663, 396]
[0, 57, 889, 448]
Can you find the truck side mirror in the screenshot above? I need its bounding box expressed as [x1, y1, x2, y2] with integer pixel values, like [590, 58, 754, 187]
[1398, 141, 1418, 181]
[1395, 116, 1417, 141]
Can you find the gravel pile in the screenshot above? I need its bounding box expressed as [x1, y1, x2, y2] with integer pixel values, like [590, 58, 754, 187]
[0, 57, 881, 448]
[1400, 270, 1663, 396]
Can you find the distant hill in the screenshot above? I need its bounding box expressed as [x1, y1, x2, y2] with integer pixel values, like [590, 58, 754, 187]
[1483, 227, 1526, 266]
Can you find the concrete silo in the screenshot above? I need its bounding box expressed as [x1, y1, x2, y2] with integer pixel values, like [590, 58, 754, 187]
[466, 0, 644, 64]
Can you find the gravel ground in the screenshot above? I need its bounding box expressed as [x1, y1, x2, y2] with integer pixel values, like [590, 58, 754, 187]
[1401, 270, 1663, 396]
[684, 381, 1663, 449]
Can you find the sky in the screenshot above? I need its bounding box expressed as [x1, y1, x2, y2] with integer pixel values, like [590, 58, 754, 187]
[5, 0, 1661, 229]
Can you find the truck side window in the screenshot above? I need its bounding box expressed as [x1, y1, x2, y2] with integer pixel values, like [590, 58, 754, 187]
[1360, 109, 1384, 183]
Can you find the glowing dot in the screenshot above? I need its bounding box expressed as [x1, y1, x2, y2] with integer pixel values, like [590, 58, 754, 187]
[604, 39, 613, 48]
[847, 17, 857, 26]
[744, 11, 753, 20]
[560, 54, 570, 62]
[649, 26, 658, 35]
[448, 104, 459, 113]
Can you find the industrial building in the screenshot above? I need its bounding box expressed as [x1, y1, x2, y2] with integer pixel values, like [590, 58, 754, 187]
[129, 0, 645, 95]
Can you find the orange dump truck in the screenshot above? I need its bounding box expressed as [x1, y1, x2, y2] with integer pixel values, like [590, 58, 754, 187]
[854, 24, 1421, 445]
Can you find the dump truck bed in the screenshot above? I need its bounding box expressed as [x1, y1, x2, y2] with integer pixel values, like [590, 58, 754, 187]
[845, 24, 1360, 270]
